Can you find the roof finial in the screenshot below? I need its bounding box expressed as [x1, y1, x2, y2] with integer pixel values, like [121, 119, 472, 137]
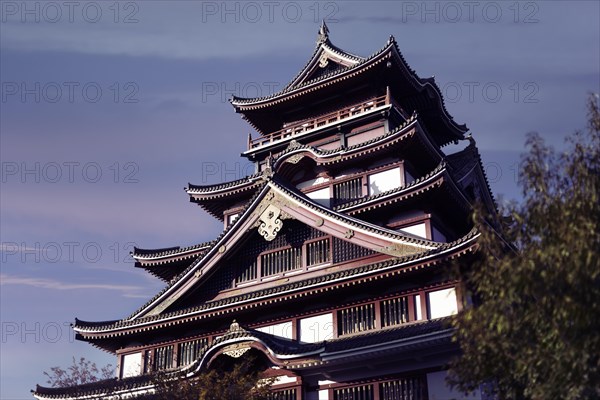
[317, 20, 329, 44]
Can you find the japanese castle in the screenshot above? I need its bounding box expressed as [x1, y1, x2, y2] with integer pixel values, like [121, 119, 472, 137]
[33, 24, 495, 400]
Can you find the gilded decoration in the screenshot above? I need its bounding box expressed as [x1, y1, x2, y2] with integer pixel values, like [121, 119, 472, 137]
[286, 153, 305, 164]
[380, 243, 423, 257]
[258, 204, 283, 241]
[223, 343, 251, 359]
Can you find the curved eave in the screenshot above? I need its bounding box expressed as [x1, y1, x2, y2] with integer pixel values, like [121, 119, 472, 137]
[186, 174, 263, 198]
[335, 163, 449, 214]
[231, 36, 466, 142]
[273, 113, 415, 166]
[230, 39, 395, 111]
[446, 138, 497, 213]
[129, 179, 440, 321]
[132, 243, 212, 265]
[72, 231, 478, 340]
[36, 318, 453, 400]
[284, 38, 365, 91]
[188, 179, 265, 220]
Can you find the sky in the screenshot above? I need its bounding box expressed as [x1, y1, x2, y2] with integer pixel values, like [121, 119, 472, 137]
[0, 1, 598, 399]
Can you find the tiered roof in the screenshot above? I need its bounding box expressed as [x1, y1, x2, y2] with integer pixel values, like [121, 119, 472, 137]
[33, 318, 455, 400]
[34, 25, 496, 400]
[231, 22, 467, 147]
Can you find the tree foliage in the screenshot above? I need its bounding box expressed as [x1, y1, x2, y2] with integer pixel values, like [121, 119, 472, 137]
[450, 95, 600, 399]
[43, 357, 114, 388]
[451, 97, 600, 400]
[153, 352, 275, 400]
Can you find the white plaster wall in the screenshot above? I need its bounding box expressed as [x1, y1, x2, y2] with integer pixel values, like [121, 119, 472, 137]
[299, 313, 333, 343]
[306, 187, 330, 207]
[121, 352, 142, 378]
[367, 167, 402, 195]
[399, 222, 428, 239]
[256, 321, 293, 339]
[428, 287, 458, 319]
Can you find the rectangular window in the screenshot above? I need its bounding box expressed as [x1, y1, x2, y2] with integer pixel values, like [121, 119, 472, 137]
[307, 238, 331, 266]
[415, 294, 423, 320]
[380, 376, 426, 400]
[269, 388, 297, 400]
[333, 384, 374, 400]
[261, 247, 301, 277]
[333, 177, 363, 205]
[338, 303, 376, 336]
[381, 296, 410, 327]
[236, 259, 258, 284]
[152, 345, 174, 372]
[177, 338, 208, 367]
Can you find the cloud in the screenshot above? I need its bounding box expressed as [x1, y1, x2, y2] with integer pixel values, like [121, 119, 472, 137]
[0, 273, 145, 294]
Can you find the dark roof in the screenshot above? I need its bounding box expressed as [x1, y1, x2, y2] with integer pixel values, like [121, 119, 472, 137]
[187, 172, 262, 194]
[74, 229, 477, 337]
[35, 318, 455, 399]
[230, 32, 466, 146]
[334, 162, 447, 211]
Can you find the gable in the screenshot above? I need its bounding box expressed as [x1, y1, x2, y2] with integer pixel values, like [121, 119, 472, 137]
[132, 180, 438, 319]
[161, 219, 380, 314]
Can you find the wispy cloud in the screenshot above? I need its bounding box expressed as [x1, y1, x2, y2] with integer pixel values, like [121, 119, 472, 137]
[0, 274, 145, 295]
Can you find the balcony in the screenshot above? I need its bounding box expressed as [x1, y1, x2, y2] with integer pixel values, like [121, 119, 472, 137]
[247, 94, 392, 150]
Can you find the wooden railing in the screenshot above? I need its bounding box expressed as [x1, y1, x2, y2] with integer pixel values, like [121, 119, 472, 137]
[248, 94, 390, 150]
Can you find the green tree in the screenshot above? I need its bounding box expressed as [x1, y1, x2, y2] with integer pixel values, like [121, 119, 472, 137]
[450, 94, 600, 400]
[153, 352, 275, 400]
[43, 357, 114, 388]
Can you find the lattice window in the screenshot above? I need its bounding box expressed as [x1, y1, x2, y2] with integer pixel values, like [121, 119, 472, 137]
[269, 388, 297, 400]
[177, 337, 208, 367]
[338, 303, 376, 336]
[306, 238, 331, 266]
[333, 177, 363, 205]
[236, 259, 257, 284]
[333, 384, 374, 400]
[381, 296, 410, 327]
[152, 345, 173, 371]
[380, 376, 426, 400]
[261, 247, 301, 277]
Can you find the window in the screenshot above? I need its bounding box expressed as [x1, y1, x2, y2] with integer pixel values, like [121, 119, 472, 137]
[261, 247, 301, 277]
[152, 345, 173, 372]
[381, 296, 410, 327]
[306, 238, 331, 266]
[380, 376, 426, 400]
[338, 303, 376, 336]
[333, 384, 374, 400]
[333, 177, 363, 205]
[269, 388, 297, 400]
[236, 259, 257, 284]
[178, 338, 208, 367]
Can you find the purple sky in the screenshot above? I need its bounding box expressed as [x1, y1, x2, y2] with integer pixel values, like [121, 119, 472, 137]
[1, 1, 599, 398]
